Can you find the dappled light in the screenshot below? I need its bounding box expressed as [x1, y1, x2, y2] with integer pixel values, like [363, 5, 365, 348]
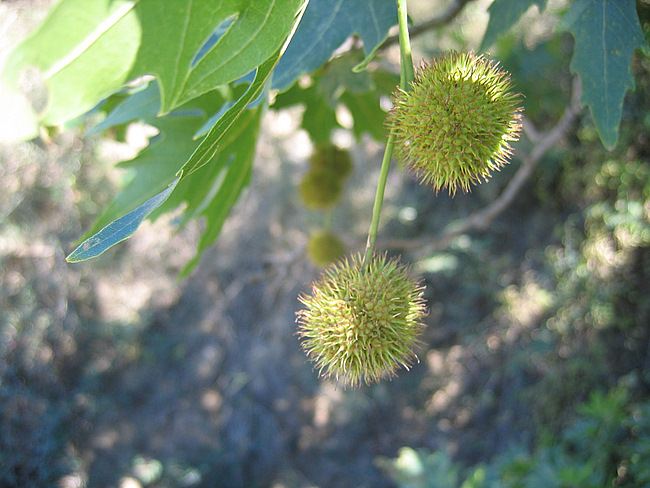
[1, 0, 649, 487]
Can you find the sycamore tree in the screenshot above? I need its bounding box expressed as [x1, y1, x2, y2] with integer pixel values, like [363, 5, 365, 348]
[1, 0, 647, 385]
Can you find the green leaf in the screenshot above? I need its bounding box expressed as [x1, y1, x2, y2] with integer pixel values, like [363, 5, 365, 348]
[2, 0, 306, 140]
[318, 51, 374, 101]
[0, 83, 40, 142]
[301, 87, 341, 143]
[1, 0, 140, 129]
[130, 0, 306, 113]
[83, 90, 226, 239]
[558, 0, 645, 150]
[66, 177, 180, 262]
[180, 107, 263, 276]
[480, 0, 547, 51]
[86, 80, 160, 135]
[272, 0, 397, 92]
[178, 47, 282, 180]
[77, 44, 282, 263]
[340, 91, 387, 141]
[273, 52, 397, 142]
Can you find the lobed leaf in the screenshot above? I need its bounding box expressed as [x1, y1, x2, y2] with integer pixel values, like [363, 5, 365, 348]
[558, 0, 645, 150]
[177, 46, 282, 180]
[66, 177, 179, 262]
[130, 0, 306, 113]
[272, 0, 397, 92]
[86, 80, 160, 135]
[80, 89, 226, 240]
[2, 0, 306, 141]
[0, 0, 140, 136]
[180, 107, 263, 276]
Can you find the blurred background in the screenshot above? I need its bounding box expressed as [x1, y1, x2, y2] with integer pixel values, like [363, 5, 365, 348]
[1, 1, 649, 487]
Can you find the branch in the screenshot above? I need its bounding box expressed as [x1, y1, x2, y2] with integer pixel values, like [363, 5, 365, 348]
[382, 76, 583, 253]
[382, 0, 476, 49]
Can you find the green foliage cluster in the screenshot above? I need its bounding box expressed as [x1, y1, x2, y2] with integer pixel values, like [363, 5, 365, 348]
[380, 386, 650, 488]
[1, 0, 649, 484]
[1, 0, 645, 269]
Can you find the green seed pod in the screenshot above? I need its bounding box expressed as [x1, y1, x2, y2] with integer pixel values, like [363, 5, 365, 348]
[387, 51, 523, 195]
[299, 169, 343, 210]
[297, 252, 427, 388]
[310, 144, 353, 180]
[307, 230, 345, 267]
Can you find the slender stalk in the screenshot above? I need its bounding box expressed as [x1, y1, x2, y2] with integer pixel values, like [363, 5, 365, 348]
[397, 0, 415, 87]
[362, 0, 415, 266]
[363, 136, 395, 265]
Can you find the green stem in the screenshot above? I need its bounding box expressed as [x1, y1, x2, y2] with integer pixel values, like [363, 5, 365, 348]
[362, 0, 415, 266]
[363, 136, 395, 265]
[397, 0, 415, 87]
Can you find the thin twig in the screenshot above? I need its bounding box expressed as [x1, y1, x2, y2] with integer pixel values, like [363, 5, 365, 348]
[382, 0, 476, 49]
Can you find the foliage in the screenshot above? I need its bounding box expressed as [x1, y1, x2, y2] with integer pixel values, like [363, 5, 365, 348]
[1, 1, 649, 484]
[1, 0, 646, 270]
[381, 387, 650, 488]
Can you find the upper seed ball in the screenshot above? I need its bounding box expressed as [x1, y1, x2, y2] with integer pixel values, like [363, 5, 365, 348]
[387, 51, 523, 195]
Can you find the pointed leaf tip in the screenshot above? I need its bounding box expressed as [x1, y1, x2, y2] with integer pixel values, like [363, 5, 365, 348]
[66, 177, 179, 263]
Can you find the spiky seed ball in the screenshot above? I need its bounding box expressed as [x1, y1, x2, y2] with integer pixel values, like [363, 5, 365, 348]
[299, 169, 344, 210]
[387, 51, 523, 195]
[296, 253, 427, 388]
[307, 230, 345, 267]
[310, 144, 353, 180]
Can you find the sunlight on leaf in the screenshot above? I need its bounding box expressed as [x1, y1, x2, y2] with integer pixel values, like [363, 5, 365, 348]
[66, 177, 180, 263]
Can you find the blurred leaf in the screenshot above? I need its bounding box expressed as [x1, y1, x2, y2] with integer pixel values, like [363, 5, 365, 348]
[272, 0, 397, 92]
[73, 39, 284, 264]
[558, 0, 645, 150]
[130, 0, 306, 113]
[2, 0, 305, 140]
[480, 0, 547, 51]
[301, 86, 341, 143]
[1, 0, 140, 128]
[273, 52, 396, 142]
[340, 91, 387, 140]
[66, 177, 179, 262]
[0, 84, 40, 142]
[340, 68, 397, 140]
[318, 52, 374, 102]
[498, 37, 572, 123]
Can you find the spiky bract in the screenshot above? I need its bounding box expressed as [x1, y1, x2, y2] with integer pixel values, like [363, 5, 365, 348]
[307, 230, 345, 267]
[387, 51, 523, 194]
[297, 253, 427, 388]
